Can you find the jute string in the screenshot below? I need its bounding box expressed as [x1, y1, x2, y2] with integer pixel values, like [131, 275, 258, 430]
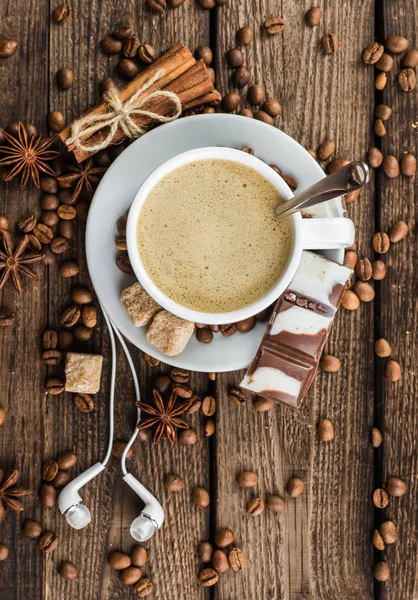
[66, 69, 182, 154]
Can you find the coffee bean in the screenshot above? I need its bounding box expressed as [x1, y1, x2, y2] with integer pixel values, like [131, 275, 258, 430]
[318, 418, 335, 441]
[321, 33, 338, 53]
[379, 520, 397, 544]
[237, 470, 258, 488]
[45, 378, 65, 395]
[51, 237, 69, 254]
[385, 360, 402, 382]
[226, 48, 243, 68]
[193, 487, 210, 508]
[236, 26, 254, 46]
[195, 45, 212, 65]
[40, 211, 59, 227]
[240, 146, 254, 155]
[57, 561, 79, 581]
[100, 36, 122, 54]
[229, 387, 245, 405]
[353, 281, 375, 302]
[305, 6, 323, 26]
[374, 119, 386, 137]
[71, 286, 93, 304]
[0, 406, 6, 424]
[74, 393, 94, 413]
[58, 329, 74, 349]
[134, 578, 154, 597]
[386, 35, 409, 54]
[198, 542, 213, 562]
[286, 476, 305, 498]
[375, 72, 387, 90]
[372, 529, 385, 550]
[208, 372, 217, 381]
[222, 91, 240, 112]
[373, 232, 390, 254]
[131, 544, 148, 567]
[254, 110, 274, 125]
[207, 67, 216, 84]
[99, 77, 115, 95]
[186, 396, 202, 414]
[39, 483, 57, 508]
[341, 289, 360, 310]
[54, 3, 71, 23]
[112, 440, 133, 460]
[58, 220, 74, 239]
[253, 396, 273, 412]
[263, 16, 285, 35]
[0, 215, 9, 231]
[112, 26, 134, 40]
[43, 329, 58, 349]
[57, 450, 77, 470]
[123, 36, 140, 58]
[60, 306, 81, 327]
[238, 108, 253, 118]
[388, 220, 409, 243]
[164, 473, 184, 492]
[51, 470, 71, 489]
[108, 551, 131, 570]
[204, 418, 215, 437]
[375, 53, 394, 72]
[42, 350, 62, 365]
[375, 338, 392, 358]
[373, 487, 389, 508]
[356, 258, 372, 281]
[327, 158, 350, 175]
[168, 0, 187, 6]
[307, 148, 317, 159]
[228, 547, 246, 571]
[48, 110, 65, 132]
[33, 223, 53, 244]
[400, 153, 416, 176]
[23, 519, 42, 539]
[57, 205, 76, 220]
[118, 59, 139, 80]
[398, 67, 416, 91]
[119, 566, 142, 585]
[202, 396, 216, 416]
[56, 67, 74, 90]
[320, 355, 341, 372]
[246, 496, 264, 516]
[318, 139, 335, 161]
[179, 428, 198, 445]
[0, 544, 8, 561]
[59, 260, 79, 278]
[263, 98, 281, 117]
[215, 528, 235, 548]
[81, 305, 97, 328]
[152, 374, 172, 395]
[0, 39, 18, 58]
[363, 42, 384, 65]
[282, 174, 298, 191]
[248, 84, 265, 106]
[170, 367, 189, 384]
[144, 353, 159, 367]
[266, 495, 286, 513]
[18, 214, 37, 233]
[212, 549, 230, 573]
[39, 532, 59, 553]
[138, 44, 156, 64]
[220, 323, 237, 336]
[344, 250, 358, 269]
[386, 476, 407, 496]
[116, 254, 132, 273]
[146, 0, 166, 11]
[345, 189, 360, 204]
[232, 66, 250, 87]
[173, 384, 193, 399]
[374, 562, 390, 582]
[401, 49, 418, 68]
[74, 325, 93, 341]
[375, 104, 392, 121]
[198, 568, 218, 586]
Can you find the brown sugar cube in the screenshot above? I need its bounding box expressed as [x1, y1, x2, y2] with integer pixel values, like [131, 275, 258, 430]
[120, 282, 162, 327]
[146, 310, 195, 356]
[65, 353, 104, 394]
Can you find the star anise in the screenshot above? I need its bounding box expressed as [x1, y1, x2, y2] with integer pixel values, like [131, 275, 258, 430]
[137, 389, 191, 444]
[57, 158, 106, 203]
[0, 230, 44, 295]
[0, 122, 59, 188]
[0, 469, 32, 520]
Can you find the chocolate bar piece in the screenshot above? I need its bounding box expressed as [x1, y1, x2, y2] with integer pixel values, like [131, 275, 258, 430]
[240, 251, 352, 409]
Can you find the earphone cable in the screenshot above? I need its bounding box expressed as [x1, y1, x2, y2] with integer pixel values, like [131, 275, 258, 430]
[100, 303, 117, 467]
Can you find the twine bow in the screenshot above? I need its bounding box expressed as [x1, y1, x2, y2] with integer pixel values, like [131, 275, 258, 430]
[66, 69, 182, 154]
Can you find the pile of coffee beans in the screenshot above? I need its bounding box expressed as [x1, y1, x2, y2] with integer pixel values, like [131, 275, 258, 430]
[362, 36, 417, 92]
[99, 25, 156, 83]
[197, 528, 246, 586]
[39, 450, 77, 508]
[108, 545, 153, 596]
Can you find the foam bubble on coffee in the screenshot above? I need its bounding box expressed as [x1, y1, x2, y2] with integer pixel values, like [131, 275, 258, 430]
[136, 159, 292, 313]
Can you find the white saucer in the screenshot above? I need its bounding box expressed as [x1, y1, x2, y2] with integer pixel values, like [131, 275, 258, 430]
[86, 114, 345, 373]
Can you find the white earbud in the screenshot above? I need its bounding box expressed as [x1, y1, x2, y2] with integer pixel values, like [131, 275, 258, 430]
[58, 462, 105, 529]
[124, 474, 164, 541]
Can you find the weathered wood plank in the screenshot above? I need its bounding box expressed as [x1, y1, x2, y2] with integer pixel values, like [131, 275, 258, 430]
[214, 2, 376, 598]
[378, 3, 418, 599]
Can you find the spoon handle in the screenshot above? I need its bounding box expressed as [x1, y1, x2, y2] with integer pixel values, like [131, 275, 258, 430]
[274, 161, 369, 219]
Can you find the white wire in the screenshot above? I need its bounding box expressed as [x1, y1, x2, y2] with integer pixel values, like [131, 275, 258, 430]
[100, 303, 117, 466]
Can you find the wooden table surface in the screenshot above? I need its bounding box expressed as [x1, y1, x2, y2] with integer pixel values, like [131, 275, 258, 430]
[0, 1, 417, 599]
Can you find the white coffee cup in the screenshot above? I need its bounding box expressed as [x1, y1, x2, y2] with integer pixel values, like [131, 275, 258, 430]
[127, 147, 355, 325]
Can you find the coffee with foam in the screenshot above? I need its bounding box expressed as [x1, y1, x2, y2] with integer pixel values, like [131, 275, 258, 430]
[136, 159, 292, 313]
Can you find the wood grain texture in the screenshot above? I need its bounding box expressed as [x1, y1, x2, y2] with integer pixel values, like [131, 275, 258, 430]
[378, 3, 418, 599]
[214, 1, 376, 598]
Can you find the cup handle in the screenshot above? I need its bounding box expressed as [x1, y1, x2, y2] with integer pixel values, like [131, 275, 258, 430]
[300, 218, 355, 249]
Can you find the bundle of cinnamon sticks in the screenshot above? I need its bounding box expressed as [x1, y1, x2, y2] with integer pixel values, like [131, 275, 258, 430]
[60, 43, 221, 163]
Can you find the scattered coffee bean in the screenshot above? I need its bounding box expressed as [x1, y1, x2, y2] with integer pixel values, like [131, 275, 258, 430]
[40, 211, 59, 227]
[143, 353, 159, 367]
[400, 153, 416, 176]
[99, 77, 116, 94]
[236, 26, 254, 46]
[118, 58, 139, 80]
[372, 232, 390, 254]
[50, 237, 69, 254]
[131, 544, 148, 567]
[198, 568, 218, 586]
[0, 544, 8, 561]
[385, 360, 402, 382]
[193, 487, 210, 509]
[363, 42, 384, 65]
[236, 318, 257, 334]
[379, 520, 397, 545]
[57, 450, 77, 470]
[119, 566, 142, 585]
[386, 476, 407, 497]
[373, 487, 389, 508]
[262, 99, 281, 118]
[23, 519, 43, 539]
[0, 39, 18, 58]
[0, 406, 6, 425]
[39, 483, 57, 508]
[374, 561, 390, 582]
[33, 223, 53, 244]
[112, 440, 133, 460]
[215, 528, 235, 548]
[345, 189, 360, 204]
[238, 108, 253, 118]
[233, 65, 251, 88]
[196, 327, 214, 343]
[228, 387, 245, 406]
[57, 205, 77, 220]
[354, 281, 375, 302]
[248, 84, 265, 106]
[398, 67, 416, 91]
[116, 254, 132, 273]
[42, 350, 62, 365]
[71, 286, 93, 304]
[375, 53, 394, 72]
[18, 214, 37, 233]
[318, 418, 335, 441]
[179, 428, 198, 445]
[59, 260, 79, 278]
[198, 542, 213, 562]
[123, 36, 140, 58]
[52, 470, 71, 489]
[401, 48, 418, 68]
[388, 220, 409, 243]
[383, 155, 400, 178]
[58, 329, 74, 349]
[263, 16, 285, 35]
[327, 157, 350, 174]
[138, 44, 156, 64]
[45, 378, 65, 395]
[344, 250, 358, 269]
[220, 323, 237, 336]
[59, 561, 79, 581]
[320, 355, 341, 372]
[164, 473, 184, 493]
[247, 496, 264, 516]
[48, 110, 65, 132]
[39, 532, 59, 553]
[81, 305, 97, 328]
[134, 578, 154, 597]
[43, 329, 58, 349]
[108, 551, 131, 570]
[356, 258, 372, 281]
[253, 396, 273, 412]
[74, 393, 94, 413]
[222, 91, 240, 112]
[226, 48, 243, 68]
[228, 547, 246, 571]
[374, 119, 386, 137]
[386, 35, 409, 54]
[240, 146, 254, 155]
[54, 3, 71, 23]
[202, 396, 216, 417]
[204, 418, 215, 436]
[100, 36, 123, 54]
[43, 460, 59, 481]
[56, 67, 74, 90]
[266, 495, 286, 514]
[321, 33, 338, 53]
[237, 471, 258, 488]
[282, 174, 298, 190]
[59, 220, 74, 239]
[375, 338, 392, 358]
[0, 216, 9, 230]
[375, 72, 387, 90]
[74, 325, 93, 342]
[286, 477, 305, 498]
[112, 26, 134, 40]
[375, 104, 392, 121]
[318, 139, 336, 161]
[195, 45, 212, 65]
[152, 374, 172, 395]
[371, 427, 383, 448]
[206, 67, 216, 84]
[170, 367, 189, 384]
[212, 549, 230, 573]
[305, 7, 323, 26]
[367, 147, 383, 169]
[372, 529, 385, 550]
[208, 372, 217, 381]
[173, 384, 193, 399]
[60, 306, 81, 327]
[254, 110, 274, 125]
